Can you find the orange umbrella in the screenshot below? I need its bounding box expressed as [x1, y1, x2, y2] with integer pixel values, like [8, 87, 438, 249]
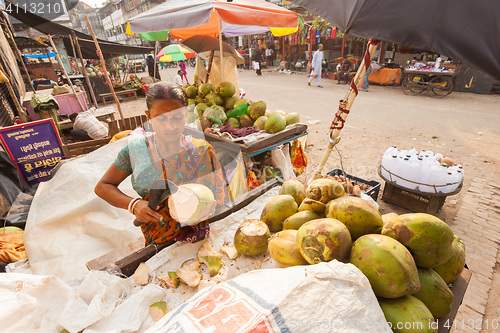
[127, 0, 299, 40]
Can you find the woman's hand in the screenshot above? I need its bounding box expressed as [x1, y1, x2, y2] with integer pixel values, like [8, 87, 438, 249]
[133, 200, 163, 224]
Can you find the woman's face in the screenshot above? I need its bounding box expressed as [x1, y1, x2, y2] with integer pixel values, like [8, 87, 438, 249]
[147, 99, 187, 142]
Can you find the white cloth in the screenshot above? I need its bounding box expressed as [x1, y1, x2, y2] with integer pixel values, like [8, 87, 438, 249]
[265, 48, 272, 57]
[173, 74, 183, 86]
[74, 111, 108, 139]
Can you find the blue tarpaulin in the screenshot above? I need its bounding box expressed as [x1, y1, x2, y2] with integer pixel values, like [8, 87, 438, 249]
[23, 53, 55, 59]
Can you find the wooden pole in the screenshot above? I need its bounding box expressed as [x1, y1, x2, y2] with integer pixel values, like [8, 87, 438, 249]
[68, 34, 80, 74]
[85, 16, 124, 120]
[217, 13, 224, 81]
[311, 39, 380, 181]
[72, 32, 98, 109]
[3, 26, 35, 92]
[341, 37, 345, 61]
[153, 41, 158, 81]
[48, 35, 86, 113]
[122, 56, 130, 83]
[206, 50, 215, 83]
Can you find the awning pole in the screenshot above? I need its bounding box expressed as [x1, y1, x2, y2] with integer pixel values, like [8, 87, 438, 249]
[85, 16, 124, 120]
[72, 32, 98, 109]
[217, 13, 224, 81]
[48, 35, 86, 113]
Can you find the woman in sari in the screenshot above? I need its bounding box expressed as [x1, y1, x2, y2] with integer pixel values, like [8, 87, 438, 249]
[95, 82, 227, 245]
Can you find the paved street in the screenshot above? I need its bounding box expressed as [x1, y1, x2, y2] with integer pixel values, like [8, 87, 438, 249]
[119, 65, 500, 329]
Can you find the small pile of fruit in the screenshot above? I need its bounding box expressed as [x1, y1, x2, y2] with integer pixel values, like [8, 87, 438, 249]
[183, 82, 300, 135]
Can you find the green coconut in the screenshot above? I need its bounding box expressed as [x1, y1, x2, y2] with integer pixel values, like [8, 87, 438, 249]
[296, 218, 352, 264]
[234, 219, 270, 256]
[326, 196, 383, 240]
[260, 194, 298, 232]
[382, 213, 454, 268]
[350, 234, 420, 298]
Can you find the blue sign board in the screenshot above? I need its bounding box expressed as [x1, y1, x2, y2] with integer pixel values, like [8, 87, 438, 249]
[0, 119, 64, 186]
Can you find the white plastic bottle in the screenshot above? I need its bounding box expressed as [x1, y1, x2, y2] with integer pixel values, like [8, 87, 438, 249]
[434, 153, 443, 162]
[420, 163, 447, 193]
[385, 154, 400, 182]
[441, 171, 454, 194]
[399, 158, 420, 190]
[398, 149, 408, 159]
[408, 148, 418, 157]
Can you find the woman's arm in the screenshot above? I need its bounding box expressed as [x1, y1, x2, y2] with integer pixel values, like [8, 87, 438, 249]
[95, 164, 162, 223]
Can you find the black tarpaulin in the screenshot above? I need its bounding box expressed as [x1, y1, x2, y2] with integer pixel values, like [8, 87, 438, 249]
[293, 0, 500, 80]
[7, 4, 153, 59]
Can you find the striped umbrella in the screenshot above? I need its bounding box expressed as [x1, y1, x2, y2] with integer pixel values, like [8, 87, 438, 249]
[156, 44, 195, 62]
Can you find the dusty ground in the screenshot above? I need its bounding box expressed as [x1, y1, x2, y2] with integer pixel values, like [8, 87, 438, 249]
[116, 66, 500, 327]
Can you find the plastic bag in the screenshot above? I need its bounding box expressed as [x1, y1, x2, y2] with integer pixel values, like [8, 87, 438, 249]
[308, 70, 317, 77]
[271, 143, 296, 180]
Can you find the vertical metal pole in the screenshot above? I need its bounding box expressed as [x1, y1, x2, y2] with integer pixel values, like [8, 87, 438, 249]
[217, 13, 224, 81]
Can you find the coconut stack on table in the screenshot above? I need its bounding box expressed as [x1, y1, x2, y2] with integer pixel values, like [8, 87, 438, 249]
[132, 178, 466, 331]
[183, 82, 301, 137]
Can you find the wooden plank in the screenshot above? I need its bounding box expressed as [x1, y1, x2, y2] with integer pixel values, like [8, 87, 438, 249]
[108, 120, 119, 137]
[118, 119, 126, 132]
[86, 237, 145, 272]
[185, 125, 307, 155]
[109, 178, 281, 277]
[437, 267, 472, 333]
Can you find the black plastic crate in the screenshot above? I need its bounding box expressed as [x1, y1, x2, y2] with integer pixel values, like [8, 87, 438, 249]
[326, 168, 381, 202]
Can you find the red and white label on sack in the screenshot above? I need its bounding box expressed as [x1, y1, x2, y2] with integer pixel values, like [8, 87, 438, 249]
[184, 286, 275, 333]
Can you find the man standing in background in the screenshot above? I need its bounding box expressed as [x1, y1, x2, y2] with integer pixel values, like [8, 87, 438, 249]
[308, 43, 324, 88]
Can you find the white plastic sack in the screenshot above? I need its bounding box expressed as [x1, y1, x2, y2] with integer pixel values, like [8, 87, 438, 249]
[0, 271, 165, 333]
[24, 139, 143, 281]
[146, 261, 391, 333]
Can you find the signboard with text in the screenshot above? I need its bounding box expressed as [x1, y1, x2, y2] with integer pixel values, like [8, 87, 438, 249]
[0, 119, 64, 186]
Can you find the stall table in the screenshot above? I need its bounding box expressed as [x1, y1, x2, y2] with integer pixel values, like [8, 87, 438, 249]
[368, 67, 401, 85]
[23, 90, 88, 121]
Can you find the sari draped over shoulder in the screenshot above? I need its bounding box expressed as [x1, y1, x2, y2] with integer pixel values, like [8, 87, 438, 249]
[114, 134, 227, 245]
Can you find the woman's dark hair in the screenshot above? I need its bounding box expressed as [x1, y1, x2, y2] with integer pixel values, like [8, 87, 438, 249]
[145, 81, 188, 112]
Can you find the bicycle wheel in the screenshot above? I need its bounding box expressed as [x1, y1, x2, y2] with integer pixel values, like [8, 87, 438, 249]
[428, 76, 453, 97]
[402, 73, 426, 95]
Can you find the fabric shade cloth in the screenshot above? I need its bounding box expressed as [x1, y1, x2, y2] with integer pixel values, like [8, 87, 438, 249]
[181, 35, 242, 60]
[127, 0, 299, 39]
[293, 0, 500, 80]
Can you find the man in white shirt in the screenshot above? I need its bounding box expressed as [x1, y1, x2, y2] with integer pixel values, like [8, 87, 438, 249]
[174, 70, 185, 86]
[69, 109, 108, 141]
[308, 43, 324, 88]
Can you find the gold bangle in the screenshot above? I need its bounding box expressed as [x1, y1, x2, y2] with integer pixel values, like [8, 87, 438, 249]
[131, 199, 142, 215]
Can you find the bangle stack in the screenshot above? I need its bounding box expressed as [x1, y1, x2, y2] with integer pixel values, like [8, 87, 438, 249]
[128, 198, 141, 214]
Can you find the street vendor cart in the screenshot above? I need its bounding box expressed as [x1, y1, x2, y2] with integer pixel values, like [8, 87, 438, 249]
[402, 68, 456, 97]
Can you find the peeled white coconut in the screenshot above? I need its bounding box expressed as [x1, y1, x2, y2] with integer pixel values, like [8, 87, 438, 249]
[176, 259, 202, 287]
[149, 301, 171, 322]
[220, 246, 239, 260]
[133, 262, 151, 286]
[197, 241, 223, 277]
[168, 184, 215, 226]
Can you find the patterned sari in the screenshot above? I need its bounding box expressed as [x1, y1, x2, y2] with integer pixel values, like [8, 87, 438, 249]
[114, 134, 227, 245]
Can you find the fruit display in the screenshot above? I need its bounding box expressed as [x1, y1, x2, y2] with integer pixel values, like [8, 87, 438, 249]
[182, 82, 300, 135]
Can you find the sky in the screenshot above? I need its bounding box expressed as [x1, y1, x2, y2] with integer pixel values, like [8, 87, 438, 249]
[79, 0, 106, 8]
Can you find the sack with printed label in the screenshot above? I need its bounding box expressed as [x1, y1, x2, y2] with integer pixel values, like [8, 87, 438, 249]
[145, 261, 391, 333]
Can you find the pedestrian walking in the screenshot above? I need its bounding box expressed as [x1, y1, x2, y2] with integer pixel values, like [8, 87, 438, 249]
[147, 55, 161, 80]
[254, 49, 263, 75]
[265, 47, 273, 67]
[179, 61, 189, 84]
[308, 44, 324, 88]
